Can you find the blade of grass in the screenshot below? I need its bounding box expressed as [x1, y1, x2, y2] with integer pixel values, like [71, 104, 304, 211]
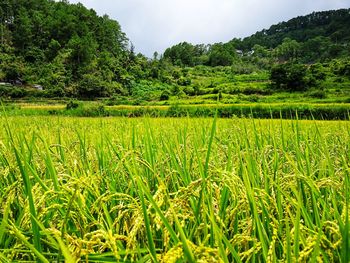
[8, 222, 48, 263]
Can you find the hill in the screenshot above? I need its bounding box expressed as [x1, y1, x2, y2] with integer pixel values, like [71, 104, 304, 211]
[164, 9, 350, 67]
[0, 1, 349, 103]
[239, 9, 350, 50]
[0, 0, 133, 97]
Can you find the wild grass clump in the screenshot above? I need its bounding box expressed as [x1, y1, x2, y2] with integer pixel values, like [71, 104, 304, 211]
[65, 104, 109, 117]
[0, 116, 349, 262]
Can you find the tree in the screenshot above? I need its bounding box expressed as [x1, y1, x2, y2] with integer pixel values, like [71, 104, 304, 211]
[270, 63, 311, 91]
[2, 60, 25, 83]
[153, 51, 158, 61]
[252, 44, 270, 58]
[129, 42, 136, 62]
[302, 36, 331, 62]
[0, 0, 13, 46]
[46, 39, 61, 60]
[163, 42, 197, 66]
[274, 38, 301, 62]
[66, 34, 97, 77]
[0, 46, 26, 83]
[208, 43, 236, 66]
[12, 8, 33, 53]
[78, 73, 106, 98]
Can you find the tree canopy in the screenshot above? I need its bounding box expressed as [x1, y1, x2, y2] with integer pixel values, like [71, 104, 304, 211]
[0, 2, 349, 99]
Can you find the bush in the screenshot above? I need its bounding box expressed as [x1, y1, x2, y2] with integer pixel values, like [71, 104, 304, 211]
[0, 86, 27, 98]
[177, 77, 191, 86]
[104, 96, 131, 106]
[242, 86, 272, 95]
[66, 100, 80, 110]
[308, 90, 327, 99]
[70, 104, 109, 117]
[183, 86, 195, 96]
[231, 63, 258, 74]
[270, 63, 310, 91]
[78, 74, 110, 98]
[160, 90, 171, 101]
[211, 87, 221, 94]
[9, 87, 27, 98]
[247, 95, 260, 102]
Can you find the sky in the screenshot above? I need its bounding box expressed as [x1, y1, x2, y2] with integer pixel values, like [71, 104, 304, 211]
[68, 0, 350, 57]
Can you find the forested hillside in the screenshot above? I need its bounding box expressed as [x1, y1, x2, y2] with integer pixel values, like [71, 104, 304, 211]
[163, 9, 350, 67]
[0, 1, 349, 102]
[0, 0, 141, 97]
[240, 9, 350, 49]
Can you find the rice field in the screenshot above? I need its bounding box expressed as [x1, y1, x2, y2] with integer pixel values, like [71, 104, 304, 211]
[0, 116, 349, 262]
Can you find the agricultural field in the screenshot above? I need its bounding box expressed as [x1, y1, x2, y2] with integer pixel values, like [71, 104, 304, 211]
[1, 2, 350, 262]
[0, 116, 349, 262]
[157, 66, 350, 106]
[2, 101, 350, 120]
[2, 63, 350, 120]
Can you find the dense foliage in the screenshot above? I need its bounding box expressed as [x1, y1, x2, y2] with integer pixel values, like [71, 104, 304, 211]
[163, 9, 350, 67]
[240, 9, 350, 51]
[0, 1, 349, 101]
[0, 0, 137, 97]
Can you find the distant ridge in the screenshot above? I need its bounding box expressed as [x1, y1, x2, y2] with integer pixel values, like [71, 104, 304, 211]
[237, 8, 350, 50]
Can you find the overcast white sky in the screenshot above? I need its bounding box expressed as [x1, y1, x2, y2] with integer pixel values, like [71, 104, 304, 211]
[68, 0, 350, 57]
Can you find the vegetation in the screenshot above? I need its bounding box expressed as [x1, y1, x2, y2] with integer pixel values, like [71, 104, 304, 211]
[0, 1, 350, 104]
[1, 2, 349, 261]
[0, 116, 349, 262]
[163, 9, 350, 66]
[1, 102, 350, 120]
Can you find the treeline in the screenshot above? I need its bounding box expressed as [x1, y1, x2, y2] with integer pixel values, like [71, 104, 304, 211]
[163, 9, 350, 67]
[0, 0, 164, 98]
[241, 9, 350, 50]
[163, 37, 350, 68]
[0, 1, 349, 100]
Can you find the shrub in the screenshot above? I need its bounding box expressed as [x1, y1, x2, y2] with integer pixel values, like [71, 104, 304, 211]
[66, 100, 80, 110]
[77, 105, 109, 117]
[78, 74, 109, 98]
[0, 86, 28, 98]
[183, 86, 195, 96]
[242, 87, 272, 95]
[211, 87, 221, 94]
[104, 96, 131, 106]
[177, 77, 191, 86]
[247, 94, 260, 102]
[308, 90, 327, 99]
[270, 63, 310, 91]
[160, 90, 171, 101]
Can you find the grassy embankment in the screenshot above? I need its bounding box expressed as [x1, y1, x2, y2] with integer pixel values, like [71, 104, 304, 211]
[1, 102, 350, 120]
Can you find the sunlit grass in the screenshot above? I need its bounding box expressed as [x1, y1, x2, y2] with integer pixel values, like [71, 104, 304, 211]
[0, 116, 349, 262]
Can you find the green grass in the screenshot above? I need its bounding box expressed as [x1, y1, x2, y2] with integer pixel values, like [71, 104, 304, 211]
[0, 116, 349, 262]
[1, 102, 350, 119]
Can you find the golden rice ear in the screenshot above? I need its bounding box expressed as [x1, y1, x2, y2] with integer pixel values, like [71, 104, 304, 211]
[0, 117, 348, 262]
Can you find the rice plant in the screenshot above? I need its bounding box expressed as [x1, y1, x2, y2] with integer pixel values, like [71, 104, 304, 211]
[0, 116, 349, 262]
